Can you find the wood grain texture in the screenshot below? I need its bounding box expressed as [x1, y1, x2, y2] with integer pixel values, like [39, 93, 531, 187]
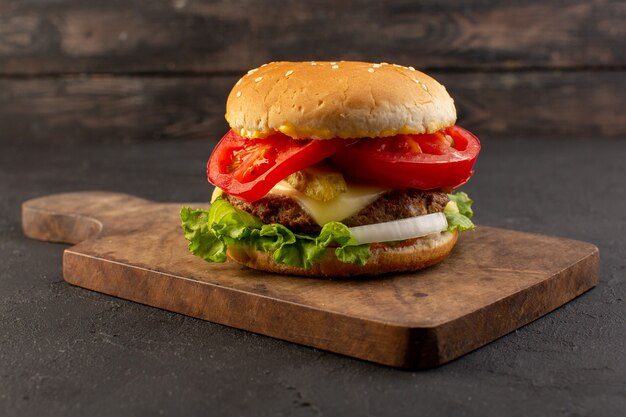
[0, 76, 230, 143]
[1, 0, 624, 74]
[2, 71, 624, 144]
[21, 192, 599, 368]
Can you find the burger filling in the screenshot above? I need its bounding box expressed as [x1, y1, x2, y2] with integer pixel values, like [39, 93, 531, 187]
[223, 188, 449, 234]
[181, 126, 479, 269]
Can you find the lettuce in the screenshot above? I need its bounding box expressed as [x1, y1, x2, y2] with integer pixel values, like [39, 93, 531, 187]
[180, 198, 370, 269]
[181, 191, 476, 269]
[445, 191, 475, 232]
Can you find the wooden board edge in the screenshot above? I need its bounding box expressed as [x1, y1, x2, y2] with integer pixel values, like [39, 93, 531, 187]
[421, 245, 600, 368]
[22, 202, 103, 245]
[62, 250, 428, 368]
[61, 243, 600, 369]
[21, 192, 148, 244]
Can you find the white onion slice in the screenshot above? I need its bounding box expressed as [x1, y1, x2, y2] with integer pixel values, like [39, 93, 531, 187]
[348, 213, 448, 244]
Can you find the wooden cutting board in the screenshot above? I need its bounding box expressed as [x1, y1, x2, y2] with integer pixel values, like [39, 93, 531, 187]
[22, 192, 599, 368]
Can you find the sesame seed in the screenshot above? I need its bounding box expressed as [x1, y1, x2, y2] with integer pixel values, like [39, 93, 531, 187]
[247, 68, 257, 75]
[236, 91, 241, 97]
[392, 64, 402, 68]
[331, 65, 339, 69]
[368, 68, 374, 73]
[285, 70, 294, 77]
[422, 84, 428, 91]
[311, 61, 317, 65]
[255, 76, 263, 82]
[330, 62, 337, 65]
[235, 79, 242, 85]
[372, 64, 382, 68]
[408, 66, 416, 71]
[414, 79, 420, 84]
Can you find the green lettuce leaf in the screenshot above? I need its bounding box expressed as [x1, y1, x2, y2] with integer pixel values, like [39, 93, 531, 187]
[448, 191, 474, 219]
[317, 222, 370, 266]
[180, 207, 227, 262]
[180, 198, 370, 269]
[445, 191, 476, 232]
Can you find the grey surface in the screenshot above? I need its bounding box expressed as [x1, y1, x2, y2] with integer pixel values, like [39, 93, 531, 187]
[0, 137, 624, 417]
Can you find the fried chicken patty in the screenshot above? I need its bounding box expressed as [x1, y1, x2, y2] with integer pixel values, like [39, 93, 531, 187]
[224, 189, 449, 234]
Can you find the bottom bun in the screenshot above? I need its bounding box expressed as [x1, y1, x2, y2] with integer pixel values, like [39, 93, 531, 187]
[227, 231, 458, 277]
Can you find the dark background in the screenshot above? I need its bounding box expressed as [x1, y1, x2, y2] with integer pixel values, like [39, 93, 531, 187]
[1, 1, 624, 416]
[1, 0, 625, 142]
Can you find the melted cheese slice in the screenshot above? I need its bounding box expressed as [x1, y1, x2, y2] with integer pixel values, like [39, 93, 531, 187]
[269, 181, 388, 226]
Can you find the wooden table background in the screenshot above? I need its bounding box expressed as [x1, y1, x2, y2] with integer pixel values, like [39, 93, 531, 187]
[1, 0, 624, 144]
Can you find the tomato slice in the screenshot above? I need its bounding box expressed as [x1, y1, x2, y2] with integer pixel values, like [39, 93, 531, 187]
[208, 130, 353, 202]
[332, 126, 480, 190]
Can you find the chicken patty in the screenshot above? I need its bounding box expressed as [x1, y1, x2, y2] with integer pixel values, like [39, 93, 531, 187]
[224, 189, 449, 234]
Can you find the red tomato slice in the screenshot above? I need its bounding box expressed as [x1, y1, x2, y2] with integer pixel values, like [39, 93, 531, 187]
[332, 126, 480, 190]
[208, 130, 353, 202]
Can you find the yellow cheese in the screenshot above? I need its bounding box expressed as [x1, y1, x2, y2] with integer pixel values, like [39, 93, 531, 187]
[234, 124, 427, 140]
[269, 181, 388, 226]
[211, 187, 223, 203]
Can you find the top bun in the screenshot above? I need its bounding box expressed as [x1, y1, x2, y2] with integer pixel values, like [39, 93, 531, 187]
[226, 61, 456, 140]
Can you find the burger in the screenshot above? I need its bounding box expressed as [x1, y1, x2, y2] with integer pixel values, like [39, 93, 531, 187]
[181, 61, 480, 277]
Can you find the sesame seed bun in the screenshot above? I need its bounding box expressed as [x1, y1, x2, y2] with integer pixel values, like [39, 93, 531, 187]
[226, 231, 458, 277]
[226, 61, 456, 140]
